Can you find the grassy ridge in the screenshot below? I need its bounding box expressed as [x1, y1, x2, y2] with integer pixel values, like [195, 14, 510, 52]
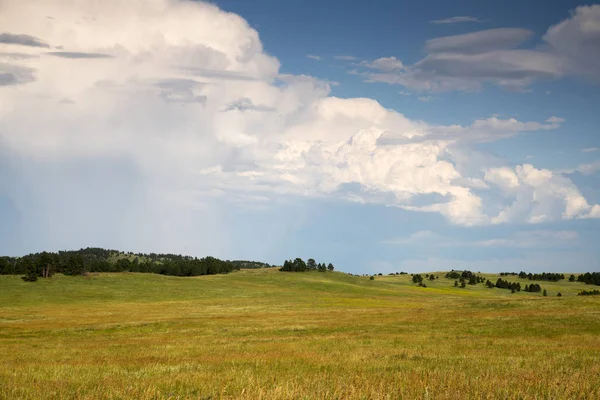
[1, 269, 599, 399]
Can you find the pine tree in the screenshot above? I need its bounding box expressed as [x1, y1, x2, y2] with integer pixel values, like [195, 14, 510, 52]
[292, 258, 307, 272]
[21, 258, 38, 282]
[327, 263, 334, 272]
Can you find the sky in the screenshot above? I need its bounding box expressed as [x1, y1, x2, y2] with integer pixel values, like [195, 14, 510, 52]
[1, 0, 599, 274]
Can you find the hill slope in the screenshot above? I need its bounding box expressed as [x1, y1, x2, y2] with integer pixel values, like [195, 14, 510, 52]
[1, 269, 599, 399]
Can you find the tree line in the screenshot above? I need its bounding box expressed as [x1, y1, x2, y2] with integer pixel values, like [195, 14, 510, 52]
[0, 248, 272, 281]
[576, 272, 600, 286]
[279, 258, 334, 272]
[492, 278, 522, 292]
[578, 289, 600, 296]
[441, 271, 548, 294]
[500, 271, 565, 282]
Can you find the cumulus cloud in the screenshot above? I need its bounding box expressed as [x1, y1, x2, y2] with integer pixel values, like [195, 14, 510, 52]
[485, 164, 598, 223]
[359, 5, 600, 91]
[0, 0, 598, 258]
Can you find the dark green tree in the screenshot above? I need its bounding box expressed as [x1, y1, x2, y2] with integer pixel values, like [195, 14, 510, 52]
[21, 258, 38, 282]
[307, 258, 317, 271]
[293, 258, 307, 272]
[327, 263, 334, 272]
[37, 252, 53, 278]
[64, 254, 85, 276]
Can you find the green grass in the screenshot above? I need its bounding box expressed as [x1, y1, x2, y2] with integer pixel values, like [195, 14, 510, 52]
[1, 269, 599, 399]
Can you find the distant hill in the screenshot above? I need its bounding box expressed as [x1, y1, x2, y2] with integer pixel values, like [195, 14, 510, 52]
[0, 247, 273, 280]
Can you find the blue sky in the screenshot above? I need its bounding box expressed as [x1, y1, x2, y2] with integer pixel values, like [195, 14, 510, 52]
[0, 0, 599, 273]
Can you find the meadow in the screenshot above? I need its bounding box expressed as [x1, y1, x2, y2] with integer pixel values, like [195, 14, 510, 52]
[1, 269, 599, 399]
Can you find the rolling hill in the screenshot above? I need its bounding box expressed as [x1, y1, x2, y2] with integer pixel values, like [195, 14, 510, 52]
[1, 269, 599, 399]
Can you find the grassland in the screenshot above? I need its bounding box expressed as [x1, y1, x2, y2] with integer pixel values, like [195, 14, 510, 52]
[1, 269, 599, 399]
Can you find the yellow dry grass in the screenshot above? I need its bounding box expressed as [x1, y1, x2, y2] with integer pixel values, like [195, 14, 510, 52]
[1, 269, 599, 399]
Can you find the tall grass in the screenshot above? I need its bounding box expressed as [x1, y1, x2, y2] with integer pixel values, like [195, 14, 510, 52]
[1, 269, 599, 399]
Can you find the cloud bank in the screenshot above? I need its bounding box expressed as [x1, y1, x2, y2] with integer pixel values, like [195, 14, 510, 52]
[359, 5, 600, 91]
[0, 0, 598, 255]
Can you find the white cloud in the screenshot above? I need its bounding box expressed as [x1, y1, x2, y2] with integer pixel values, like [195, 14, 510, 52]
[582, 148, 599, 152]
[359, 5, 600, 92]
[431, 16, 483, 24]
[543, 5, 600, 79]
[557, 161, 600, 176]
[424, 28, 533, 54]
[484, 167, 520, 191]
[0, 0, 597, 255]
[306, 54, 321, 61]
[361, 57, 403, 71]
[485, 164, 598, 223]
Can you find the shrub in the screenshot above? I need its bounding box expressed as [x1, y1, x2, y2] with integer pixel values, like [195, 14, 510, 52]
[578, 290, 600, 296]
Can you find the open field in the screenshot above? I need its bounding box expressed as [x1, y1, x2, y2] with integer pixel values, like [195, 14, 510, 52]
[1, 269, 600, 399]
